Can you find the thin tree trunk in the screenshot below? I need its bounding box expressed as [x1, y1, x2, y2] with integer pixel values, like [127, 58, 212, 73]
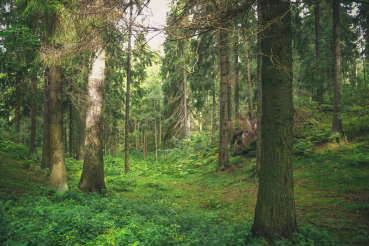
[234, 32, 239, 115]
[125, 3, 132, 173]
[355, 58, 359, 88]
[30, 72, 38, 154]
[199, 112, 202, 132]
[159, 104, 161, 149]
[332, 0, 343, 135]
[244, 45, 255, 120]
[154, 100, 158, 162]
[79, 46, 107, 193]
[77, 87, 87, 160]
[69, 96, 73, 157]
[211, 89, 216, 146]
[49, 65, 68, 193]
[41, 69, 51, 169]
[251, 0, 297, 239]
[14, 71, 21, 144]
[183, 64, 187, 139]
[315, 1, 324, 105]
[218, 28, 230, 171]
[255, 0, 262, 178]
[228, 65, 232, 120]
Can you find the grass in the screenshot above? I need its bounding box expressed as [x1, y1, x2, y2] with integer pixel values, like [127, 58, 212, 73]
[0, 110, 369, 245]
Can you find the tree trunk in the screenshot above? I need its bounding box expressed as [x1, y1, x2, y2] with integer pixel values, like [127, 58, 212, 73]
[234, 32, 239, 115]
[199, 112, 202, 132]
[218, 28, 230, 171]
[211, 89, 216, 146]
[251, 0, 297, 240]
[79, 47, 107, 193]
[41, 69, 51, 169]
[49, 65, 68, 193]
[245, 47, 255, 120]
[14, 70, 21, 144]
[125, 3, 133, 173]
[30, 72, 38, 154]
[159, 104, 161, 149]
[183, 65, 187, 139]
[154, 100, 158, 162]
[332, 0, 343, 135]
[255, 0, 262, 178]
[77, 87, 87, 160]
[228, 65, 232, 121]
[315, 1, 324, 105]
[69, 96, 73, 158]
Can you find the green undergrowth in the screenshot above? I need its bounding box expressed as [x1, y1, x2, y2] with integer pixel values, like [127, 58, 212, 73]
[1, 105, 369, 245]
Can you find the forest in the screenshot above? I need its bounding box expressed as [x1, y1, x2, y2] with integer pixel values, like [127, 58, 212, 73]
[0, 0, 368, 245]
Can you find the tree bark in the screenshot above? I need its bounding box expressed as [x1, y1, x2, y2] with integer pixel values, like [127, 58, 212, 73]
[315, 1, 324, 105]
[69, 96, 73, 158]
[218, 28, 230, 171]
[183, 65, 188, 139]
[41, 69, 51, 169]
[251, 0, 297, 240]
[211, 89, 216, 146]
[77, 87, 87, 160]
[332, 0, 343, 135]
[14, 70, 21, 144]
[125, 3, 133, 173]
[30, 72, 38, 154]
[79, 47, 107, 193]
[234, 32, 239, 115]
[49, 65, 68, 193]
[154, 100, 158, 161]
[159, 103, 161, 149]
[255, 0, 262, 178]
[245, 46, 255, 120]
[199, 112, 202, 132]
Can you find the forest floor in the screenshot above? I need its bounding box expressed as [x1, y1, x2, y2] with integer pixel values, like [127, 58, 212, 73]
[0, 134, 368, 245]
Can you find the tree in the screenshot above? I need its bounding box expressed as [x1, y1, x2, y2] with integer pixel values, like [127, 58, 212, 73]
[41, 69, 51, 169]
[29, 72, 38, 154]
[79, 46, 107, 193]
[331, 0, 343, 136]
[315, 1, 323, 105]
[218, 26, 230, 171]
[49, 65, 68, 193]
[251, 0, 297, 239]
[255, 0, 262, 178]
[125, 3, 133, 173]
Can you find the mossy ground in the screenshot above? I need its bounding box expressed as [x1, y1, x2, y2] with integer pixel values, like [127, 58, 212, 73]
[0, 110, 369, 245]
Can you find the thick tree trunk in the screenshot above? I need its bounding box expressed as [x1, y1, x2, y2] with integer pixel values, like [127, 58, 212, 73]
[183, 65, 187, 139]
[77, 87, 87, 160]
[255, 0, 262, 178]
[79, 47, 107, 193]
[218, 28, 230, 171]
[251, 0, 297, 240]
[234, 32, 239, 115]
[49, 65, 68, 193]
[315, 1, 324, 105]
[41, 69, 51, 169]
[125, 4, 132, 173]
[332, 0, 343, 135]
[14, 71, 21, 144]
[30, 73, 38, 154]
